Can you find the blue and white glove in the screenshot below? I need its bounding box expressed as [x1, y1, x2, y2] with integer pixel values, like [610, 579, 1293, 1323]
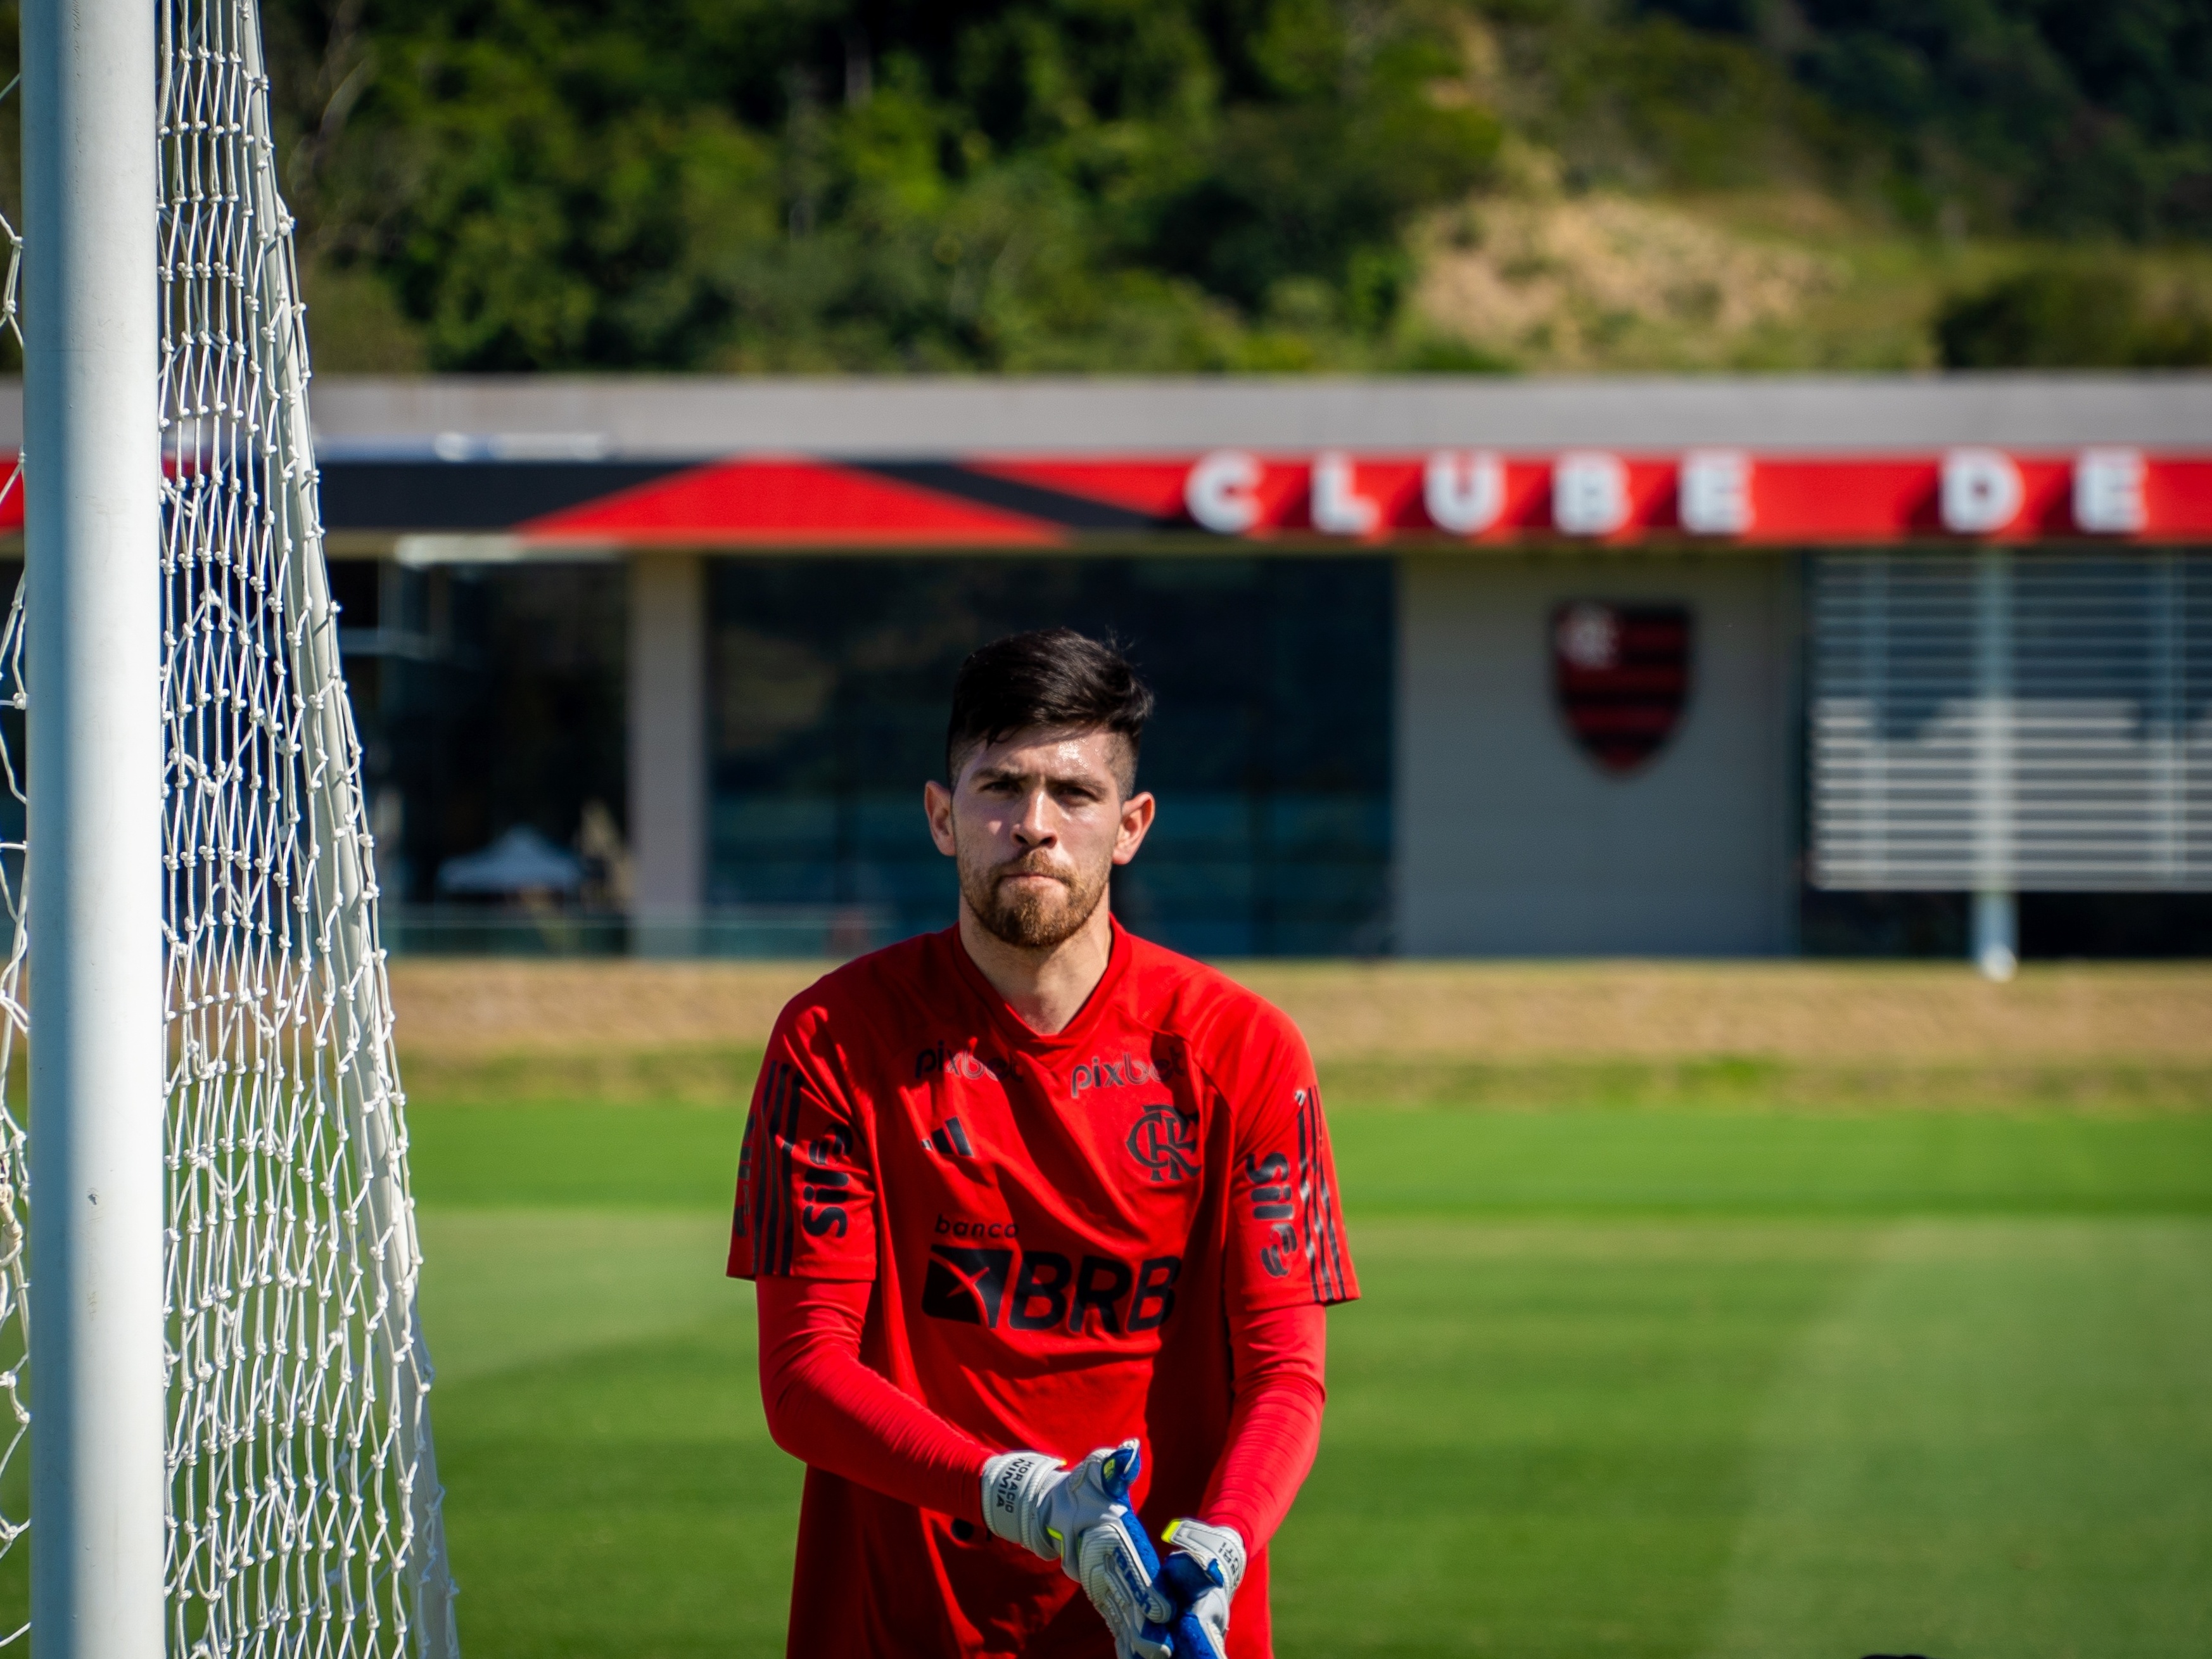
[1150, 1518, 1246, 1659]
[982, 1440, 1174, 1659]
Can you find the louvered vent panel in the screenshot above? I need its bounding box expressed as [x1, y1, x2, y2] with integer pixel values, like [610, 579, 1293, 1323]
[1811, 550, 2212, 891]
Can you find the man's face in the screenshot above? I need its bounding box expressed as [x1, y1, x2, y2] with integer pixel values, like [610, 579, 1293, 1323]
[924, 725, 1156, 950]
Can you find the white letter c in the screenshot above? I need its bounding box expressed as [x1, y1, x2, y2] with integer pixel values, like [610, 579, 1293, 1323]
[1186, 450, 1263, 535]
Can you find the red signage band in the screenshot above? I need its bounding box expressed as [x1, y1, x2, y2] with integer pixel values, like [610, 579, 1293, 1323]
[503, 448, 2212, 547]
[34, 446, 2196, 546]
[970, 450, 2212, 544]
[521, 457, 1061, 547]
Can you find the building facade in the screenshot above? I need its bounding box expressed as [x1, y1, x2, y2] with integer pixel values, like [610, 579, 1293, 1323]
[108, 373, 2209, 959]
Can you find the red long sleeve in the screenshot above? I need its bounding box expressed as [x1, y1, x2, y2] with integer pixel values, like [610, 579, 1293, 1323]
[1198, 1300, 1328, 1550]
[754, 1278, 1327, 1546]
[755, 1274, 993, 1521]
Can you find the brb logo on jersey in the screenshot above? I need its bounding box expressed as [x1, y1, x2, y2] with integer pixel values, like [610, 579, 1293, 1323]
[1125, 1101, 1200, 1182]
[922, 1243, 1181, 1336]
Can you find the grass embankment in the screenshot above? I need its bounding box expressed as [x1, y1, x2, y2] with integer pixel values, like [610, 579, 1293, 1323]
[1408, 186, 2212, 374]
[395, 961, 2212, 1659]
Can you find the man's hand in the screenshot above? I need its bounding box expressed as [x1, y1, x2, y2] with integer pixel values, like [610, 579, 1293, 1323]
[981, 1440, 1174, 1659]
[1150, 1519, 1246, 1659]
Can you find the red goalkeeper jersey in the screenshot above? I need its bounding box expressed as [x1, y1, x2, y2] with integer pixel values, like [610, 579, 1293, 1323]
[727, 922, 1357, 1658]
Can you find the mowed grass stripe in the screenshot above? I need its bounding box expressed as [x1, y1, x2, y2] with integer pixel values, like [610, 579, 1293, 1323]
[405, 1104, 2212, 1656]
[1276, 1223, 1870, 1659]
[423, 1216, 2212, 1658]
[426, 1306, 801, 1659]
[409, 1105, 745, 1211]
[1332, 1109, 2212, 1217]
[1704, 1219, 2212, 1659]
[421, 1216, 1869, 1659]
[405, 1103, 2212, 1217]
[418, 1210, 740, 1383]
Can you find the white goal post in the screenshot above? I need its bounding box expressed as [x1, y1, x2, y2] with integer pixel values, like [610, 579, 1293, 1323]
[11, 1, 457, 1655]
[22, 1, 165, 1653]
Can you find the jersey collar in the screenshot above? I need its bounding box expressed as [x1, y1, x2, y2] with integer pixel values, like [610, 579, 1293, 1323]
[947, 915, 1131, 1054]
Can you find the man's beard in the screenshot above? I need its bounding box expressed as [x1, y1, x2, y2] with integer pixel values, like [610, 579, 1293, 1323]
[957, 842, 1111, 950]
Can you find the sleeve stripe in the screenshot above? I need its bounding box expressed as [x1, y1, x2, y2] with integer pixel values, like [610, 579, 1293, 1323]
[1311, 1092, 1350, 1302]
[733, 1104, 755, 1249]
[1298, 1086, 1348, 1304]
[1294, 1092, 1312, 1300]
[749, 1064, 777, 1272]
[773, 1063, 803, 1274]
[753, 1060, 804, 1276]
[1295, 1090, 1326, 1303]
[1300, 1087, 1323, 1302]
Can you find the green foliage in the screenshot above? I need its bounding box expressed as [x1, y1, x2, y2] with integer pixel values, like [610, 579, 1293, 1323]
[1936, 258, 2212, 366]
[279, 0, 1501, 371]
[1636, 0, 2212, 238]
[1486, 6, 1867, 194]
[239, 0, 2212, 372]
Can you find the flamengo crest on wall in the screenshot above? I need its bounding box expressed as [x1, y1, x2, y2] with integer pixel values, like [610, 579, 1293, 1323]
[260, 444, 2212, 547]
[1552, 602, 1694, 775]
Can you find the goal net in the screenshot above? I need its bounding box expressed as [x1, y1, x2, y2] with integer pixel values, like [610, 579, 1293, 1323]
[0, 93, 24, 1649]
[0, 0, 456, 1651]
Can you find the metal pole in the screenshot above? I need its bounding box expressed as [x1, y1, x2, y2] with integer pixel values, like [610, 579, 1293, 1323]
[1971, 547, 2017, 982]
[1972, 889, 2018, 983]
[628, 554, 708, 956]
[22, 1, 166, 1656]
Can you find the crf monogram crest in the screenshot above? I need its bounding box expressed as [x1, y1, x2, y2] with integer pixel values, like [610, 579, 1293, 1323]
[1126, 1102, 1200, 1181]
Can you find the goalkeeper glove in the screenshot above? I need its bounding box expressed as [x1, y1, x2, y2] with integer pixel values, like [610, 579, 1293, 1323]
[1150, 1519, 1247, 1659]
[981, 1440, 1174, 1659]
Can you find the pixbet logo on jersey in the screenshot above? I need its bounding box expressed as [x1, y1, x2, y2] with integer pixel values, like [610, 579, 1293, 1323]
[914, 1040, 1003, 1082]
[1070, 1047, 1183, 1095]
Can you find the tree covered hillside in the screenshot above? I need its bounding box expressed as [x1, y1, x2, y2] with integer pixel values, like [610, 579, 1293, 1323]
[230, 0, 2212, 371]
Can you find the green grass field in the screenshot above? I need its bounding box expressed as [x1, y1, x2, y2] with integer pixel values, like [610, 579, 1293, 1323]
[412, 1083, 2212, 1659]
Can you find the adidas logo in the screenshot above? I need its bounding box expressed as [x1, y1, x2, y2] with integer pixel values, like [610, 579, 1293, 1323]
[923, 1116, 976, 1157]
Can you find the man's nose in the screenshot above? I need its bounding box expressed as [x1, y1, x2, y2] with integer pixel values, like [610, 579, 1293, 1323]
[1012, 787, 1057, 844]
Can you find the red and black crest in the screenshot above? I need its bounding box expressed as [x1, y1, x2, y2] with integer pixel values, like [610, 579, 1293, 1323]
[1125, 1102, 1200, 1183]
[1551, 602, 1693, 773]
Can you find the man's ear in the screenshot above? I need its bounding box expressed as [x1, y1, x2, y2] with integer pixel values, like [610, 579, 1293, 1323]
[1111, 790, 1156, 866]
[924, 779, 957, 856]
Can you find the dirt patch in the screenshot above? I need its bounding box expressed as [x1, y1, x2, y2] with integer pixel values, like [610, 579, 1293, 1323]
[1230, 961, 2212, 1066]
[390, 959, 829, 1063]
[390, 958, 2212, 1069]
[1413, 193, 1838, 366]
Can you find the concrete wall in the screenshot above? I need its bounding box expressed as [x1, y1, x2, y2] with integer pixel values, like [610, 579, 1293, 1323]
[234, 373, 2212, 462]
[626, 553, 708, 930]
[1396, 551, 1798, 955]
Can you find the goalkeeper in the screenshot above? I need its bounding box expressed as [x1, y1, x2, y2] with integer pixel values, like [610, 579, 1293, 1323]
[727, 628, 1357, 1658]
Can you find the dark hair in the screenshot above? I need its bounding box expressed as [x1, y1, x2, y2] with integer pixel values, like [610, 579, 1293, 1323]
[946, 629, 1154, 789]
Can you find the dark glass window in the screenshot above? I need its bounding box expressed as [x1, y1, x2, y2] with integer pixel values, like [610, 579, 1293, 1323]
[341, 559, 628, 906]
[709, 556, 1394, 957]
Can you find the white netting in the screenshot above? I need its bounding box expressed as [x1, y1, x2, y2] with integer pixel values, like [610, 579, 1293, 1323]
[0, 5, 454, 1644]
[0, 18, 448, 1649]
[0, 73, 31, 1645]
[154, 0, 455, 1651]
